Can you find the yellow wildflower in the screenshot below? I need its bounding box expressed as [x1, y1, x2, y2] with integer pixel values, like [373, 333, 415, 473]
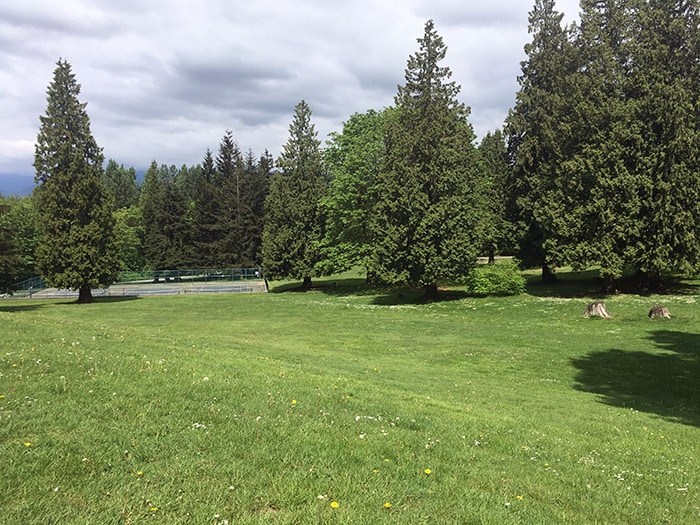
[23, 441, 32, 447]
[424, 468, 432, 475]
[330, 501, 339, 509]
[383, 501, 392, 509]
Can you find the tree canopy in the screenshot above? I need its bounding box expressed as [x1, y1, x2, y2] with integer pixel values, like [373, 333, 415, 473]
[372, 20, 487, 300]
[33, 59, 119, 303]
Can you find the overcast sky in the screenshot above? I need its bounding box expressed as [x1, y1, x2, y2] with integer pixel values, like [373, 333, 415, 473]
[0, 0, 581, 193]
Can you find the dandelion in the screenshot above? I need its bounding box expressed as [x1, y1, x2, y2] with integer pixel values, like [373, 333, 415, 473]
[516, 495, 524, 501]
[137, 471, 144, 477]
[149, 506, 158, 513]
[23, 441, 32, 447]
[383, 501, 392, 509]
[330, 501, 339, 509]
[0, 394, 6, 399]
[424, 468, 432, 475]
[291, 399, 297, 406]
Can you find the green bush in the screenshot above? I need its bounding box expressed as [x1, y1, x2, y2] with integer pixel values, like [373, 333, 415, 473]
[465, 260, 526, 296]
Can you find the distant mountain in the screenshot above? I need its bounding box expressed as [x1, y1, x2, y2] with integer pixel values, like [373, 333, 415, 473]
[0, 175, 35, 196]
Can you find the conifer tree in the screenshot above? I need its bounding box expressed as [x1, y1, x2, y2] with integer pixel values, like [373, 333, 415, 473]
[216, 130, 245, 266]
[102, 159, 139, 210]
[479, 129, 516, 263]
[262, 100, 326, 288]
[505, 0, 573, 282]
[33, 59, 118, 303]
[372, 20, 486, 300]
[192, 149, 223, 267]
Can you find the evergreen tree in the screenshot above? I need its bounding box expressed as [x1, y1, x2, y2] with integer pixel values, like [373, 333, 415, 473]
[479, 129, 516, 262]
[505, 0, 573, 282]
[0, 196, 38, 284]
[630, 0, 700, 287]
[33, 59, 118, 303]
[262, 100, 326, 288]
[238, 149, 269, 266]
[216, 130, 245, 266]
[140, 162, 193, 270]
[321, 109, 390, 279]
[102, 158, 139, 210]
[192, 149, 223, 267]
[0, 201, 20, 292]
[372, 20, 486, 300]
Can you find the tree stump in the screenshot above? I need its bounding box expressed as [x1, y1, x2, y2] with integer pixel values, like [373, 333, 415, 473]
[648, 305, 671, 319]
[584, 301, 611, 319]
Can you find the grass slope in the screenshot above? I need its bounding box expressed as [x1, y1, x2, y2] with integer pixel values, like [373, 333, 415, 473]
[0, 273, 698, 524]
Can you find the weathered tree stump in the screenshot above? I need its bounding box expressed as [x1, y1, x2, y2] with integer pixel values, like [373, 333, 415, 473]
[648, 305, 671, 319]
[584, 301, 611, 319]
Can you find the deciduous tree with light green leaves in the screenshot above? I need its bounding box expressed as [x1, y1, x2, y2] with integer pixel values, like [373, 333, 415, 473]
[321, 108, 391, 280]
[372, 20, 486, 300]
[33, 59, 119, 303]
[262, 100, 326, 288]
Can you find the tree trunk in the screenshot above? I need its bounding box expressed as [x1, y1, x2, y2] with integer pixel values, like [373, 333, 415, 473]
[488, 246, 495, 265]
[541, 263, 557, 283]
[422, 283, 440, 301]
[77, 284, 93, 304]
[301, 276, 313, 290]
[601, 275, 617, 294]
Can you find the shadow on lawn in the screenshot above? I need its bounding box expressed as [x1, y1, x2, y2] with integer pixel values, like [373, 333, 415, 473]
[0, 302, 47, 313]
[572, 330, 700, 427]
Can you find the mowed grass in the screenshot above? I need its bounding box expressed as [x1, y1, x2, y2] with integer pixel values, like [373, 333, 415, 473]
[0, 272, 698, 524]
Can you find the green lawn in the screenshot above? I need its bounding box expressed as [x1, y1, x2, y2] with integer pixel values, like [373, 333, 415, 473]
[0, 273, 698, 524]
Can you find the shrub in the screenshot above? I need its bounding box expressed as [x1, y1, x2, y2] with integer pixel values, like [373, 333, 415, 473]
[465, 260, 526, 296]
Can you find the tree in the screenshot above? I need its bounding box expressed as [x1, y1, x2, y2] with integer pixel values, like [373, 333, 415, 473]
[239, 149, 270, 266]
[33, 59, 118, 303]
[372, 20, 486, 300]
[140, 162, 193, 270]
[102, 159, 139, 210]
[215, 130, 245, 266]
[262, 100, 326, 288]
[0, 200, 20, 292]
[505, 0, 573, 282]
[113, 206, 145, 271]
[478, 129, 516, 263]
[321, 109, 390, 279]
[0, 195, 38, 285]
[191, 149, 223, 267]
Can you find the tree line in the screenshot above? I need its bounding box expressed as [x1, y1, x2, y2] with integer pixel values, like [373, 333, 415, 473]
[1, 0, 697, 301]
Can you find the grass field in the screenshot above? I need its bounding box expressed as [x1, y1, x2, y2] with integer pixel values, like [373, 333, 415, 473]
[1, 270, 698, 524]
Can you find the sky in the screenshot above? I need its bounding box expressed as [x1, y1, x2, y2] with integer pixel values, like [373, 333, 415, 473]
[0, 0, 581, 194]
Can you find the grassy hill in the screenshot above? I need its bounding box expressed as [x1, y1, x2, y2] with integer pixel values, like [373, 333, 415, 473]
[1, 271, 698, 523]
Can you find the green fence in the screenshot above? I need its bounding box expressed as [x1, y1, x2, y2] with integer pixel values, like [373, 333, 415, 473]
[11, 268, 263, 294]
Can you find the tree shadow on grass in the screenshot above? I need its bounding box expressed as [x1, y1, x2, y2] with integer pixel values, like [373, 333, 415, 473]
[571, 330, 700, 427]
[0, 302, 47, 313]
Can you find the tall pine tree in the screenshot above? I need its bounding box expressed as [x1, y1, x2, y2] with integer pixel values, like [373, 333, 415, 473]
[505, 0, 573, 282]
[33, 59, 118, 303]
[262, 100, 326, 288]
[372, 20, 486, 300]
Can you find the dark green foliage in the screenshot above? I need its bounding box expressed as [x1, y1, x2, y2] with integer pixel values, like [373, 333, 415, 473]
[372, 20, 486, 299]
[0, 201, 20, 292]
[191, 149, 224, 267]
[479, 129, 517, 261]
[262, 100, 326, 287]
[505, 0, 572, 276]
[0, 196, 38, 286]
[544, 0, 700, 290]
[102, 159, 139, 210]
[239, 149, 270, 266]
[33, 59, 119, 303]
[215, 130, 246, 266]
[140, 161, 194, 269]
[321, 109, 390, 277]
[465, 260, 526, 297]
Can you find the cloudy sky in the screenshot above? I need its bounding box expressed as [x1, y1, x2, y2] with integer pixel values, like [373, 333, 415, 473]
[0, 0, 580, 194]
